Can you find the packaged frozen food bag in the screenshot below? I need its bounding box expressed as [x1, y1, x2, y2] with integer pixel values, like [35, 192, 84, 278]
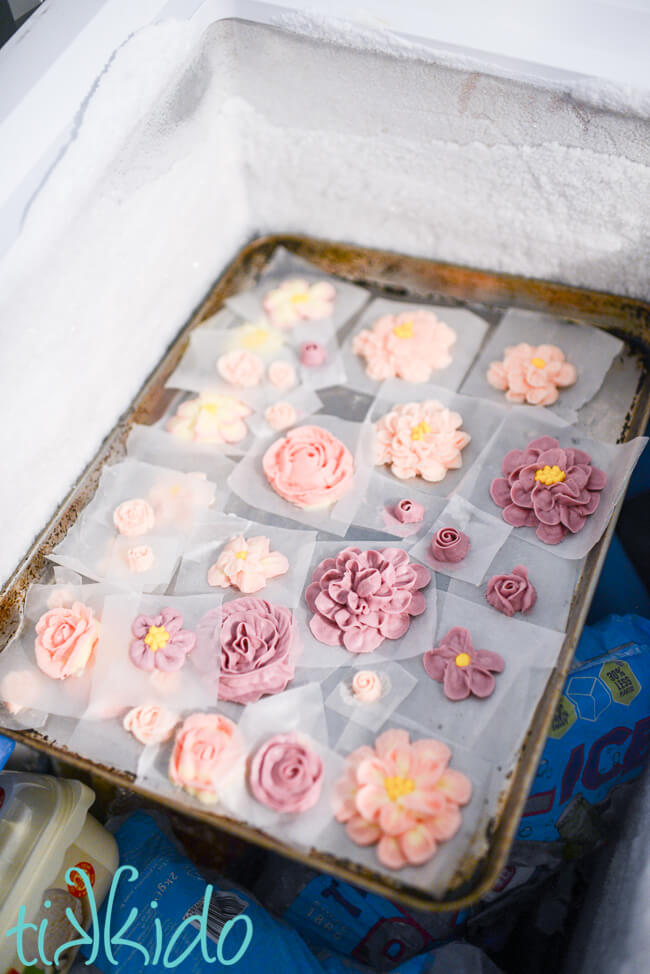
[82, 810, 327, 973]
[0, 735, 13, 771]
[516, 615, 650, 849]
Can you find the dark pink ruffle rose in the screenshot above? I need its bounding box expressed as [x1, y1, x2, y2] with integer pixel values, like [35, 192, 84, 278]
[199, 598, 298, 705]
[249, 732, 323, 813]
[430, 527, 470, 563]
[486, 565, 537, 617]
[490, 436, 606, 545]
[424, 627, 504, 701]
[306, 546, 430, 654]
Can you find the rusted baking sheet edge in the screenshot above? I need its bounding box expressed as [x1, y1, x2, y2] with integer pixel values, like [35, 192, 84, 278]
[1, 234, 649, 911]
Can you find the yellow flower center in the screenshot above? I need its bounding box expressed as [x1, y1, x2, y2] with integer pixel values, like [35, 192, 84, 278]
[410, 421, 432, 441]
[235, 550, 248, 560]
[170, 485, 181, 496]
[201, 402, 220, 415]
[392, 320, 413, 339]
[384, 776, 416, 802]
[535, 464, 566, 486]
[531, 357, 547, 368]
[144, 625, 170, 652]
[290, 291, 310, 305]
[455, 652, 471, 668]
[242, 328, 270, 349]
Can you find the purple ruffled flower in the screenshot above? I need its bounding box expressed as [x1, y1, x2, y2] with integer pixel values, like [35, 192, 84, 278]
[486, 565, 537, 617]
[306, 546, 430, 654]
[423, 626, 504, 701]
[129, 608, 196, 672]
[490, 436, 607, 545]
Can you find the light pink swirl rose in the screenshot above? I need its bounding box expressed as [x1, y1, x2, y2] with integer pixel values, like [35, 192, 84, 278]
[249, 732, 323, 813]
[217, 349, 264, 387]
[352, 670, 383, 702]
[263, 425, 354, 509]
[268, 360, 297, 390]
[113, 498, 155, 537]
[123, 704, 178, 744]
[34, 602, 99, 679]
[265, 401, 297, 431]
[169, 713, 243, 804]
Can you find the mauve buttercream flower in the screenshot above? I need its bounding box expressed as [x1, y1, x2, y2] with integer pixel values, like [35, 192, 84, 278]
[393, 499, 424, 524]
[490, 436, 607, 545]
[353, 310, 456, 383]
[113, 499, 155, 537]
[217, 349, 264, 387]
[487, 343, 577, 406]
[263, 279, 336, 328]
[249, 732, 323, 813]
[486, 565, 537, 617]
[169, 713, 243, 804]
[200, 598, 298, 705]
[423, 627, 504, 701]
[374, 401, 471, 482]
[35, 602, 99, 680]
[300, 341, 327, 367]
[129, 608, 196, 673]
[306, 546, 430, 654]
[333, 728, 472, 870]
[430, 527, 470, 563]
[263, 425, 354, 509]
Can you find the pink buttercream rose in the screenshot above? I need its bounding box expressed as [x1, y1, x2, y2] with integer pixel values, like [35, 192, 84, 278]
[352, 670, 383, 703]
[263, 425, 354, 509]
[123, 704, 178, 744]
[126, 545, 154, 574]
[207, 535, 289, 594]
[263, 278, 336, 328]
[333, 728, 472, 870]
[487, 343, 577, 406]
[34, 602, 99, 679]
[169, 713, 243, 804]
[353, 310, 456, 383]
[430, 527, 470, 563]
[265, 402, 298, 431]
[113, 499, 155, 537]
[249, 732, 324, 813]
[217, 349, 264, 387]
[485, 565, 537, 616]
[199, 598, 299, 705]
[374, 401, 471, 482]
[268, 360, 297, 390]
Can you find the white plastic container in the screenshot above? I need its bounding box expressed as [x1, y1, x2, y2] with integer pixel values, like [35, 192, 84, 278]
[0, 771, 118, 974]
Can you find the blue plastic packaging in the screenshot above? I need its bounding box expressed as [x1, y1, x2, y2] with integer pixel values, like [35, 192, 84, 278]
[0, 735, 14, 772]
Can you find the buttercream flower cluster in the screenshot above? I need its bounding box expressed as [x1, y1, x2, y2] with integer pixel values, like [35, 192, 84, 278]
[487, 343, 577, 406]
[353, 310, 456, 383]
[374, 401, 471, 482]
[306, 546, 430, 654]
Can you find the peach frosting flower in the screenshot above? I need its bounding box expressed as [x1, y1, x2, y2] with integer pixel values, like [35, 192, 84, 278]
[166, 392, 252, 445]
[265, 401, 297, 431]
[263, 425, 354, 509]
[123, 704, 178, 745]
[148, 473, 214, 529]
[263, 278, 336, 328]
[374, 401, 471, 482]
[487, 343, 577, 406]
[169, 713, 243, 804]
[353, 310, 456, 383]
[352, 670, 383, 703]
[268, 360, 297, 390]
[229, 321, 285, 354]
[334, 729, 472, 869]
[34, 602, 99, 679]
[126, 545, 154, 574]
[113, 498, 155, 537]
[217, 349, 264, 388]
[207, 535, 289, 594]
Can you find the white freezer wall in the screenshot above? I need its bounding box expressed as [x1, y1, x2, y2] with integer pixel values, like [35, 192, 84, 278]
[0, 15, 648, 587]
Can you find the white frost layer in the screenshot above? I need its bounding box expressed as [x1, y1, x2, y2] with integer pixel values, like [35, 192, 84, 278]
[0, 15, 648, 586]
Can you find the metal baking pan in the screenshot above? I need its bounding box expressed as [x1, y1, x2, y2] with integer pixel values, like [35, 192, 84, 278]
[1, 234, 648, 910]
